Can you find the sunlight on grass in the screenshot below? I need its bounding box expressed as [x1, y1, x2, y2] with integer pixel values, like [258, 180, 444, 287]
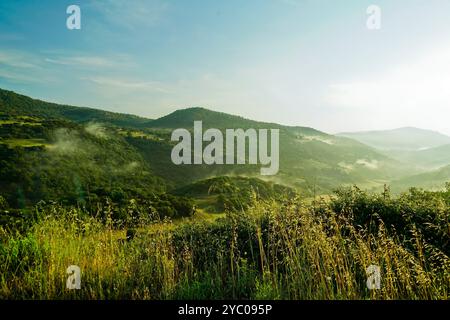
[1, 188, 448, 300]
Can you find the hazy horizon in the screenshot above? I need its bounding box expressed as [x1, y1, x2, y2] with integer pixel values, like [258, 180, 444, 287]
[3, 86, 450, 138]
[1, 0, 450, 135]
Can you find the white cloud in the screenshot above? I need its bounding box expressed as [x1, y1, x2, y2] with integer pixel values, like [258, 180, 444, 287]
[85, 76, 170, 93]
[356, 159, 379, 170]
[85, 122, 110, 139]
[0, 50, 44, 83]
[0, 50, 39, 69]
[45, 56, 122, 68]
[339, 159, 379, 171]
[0, 69, 40, 83]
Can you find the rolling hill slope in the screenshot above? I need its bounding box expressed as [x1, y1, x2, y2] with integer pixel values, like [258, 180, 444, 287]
[140, 107, 411, 192]
[0, 88, 151, 128]
[172, 176, 296, 212]
[0, 118, 166, 207]
[0, 88, 413, 204]
[387, 144, 450, 170]
[338, 127, 450, 188]
[391, 165, 450, 192]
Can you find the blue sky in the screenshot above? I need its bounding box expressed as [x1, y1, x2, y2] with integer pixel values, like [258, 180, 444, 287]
[1, 0, 450, 135]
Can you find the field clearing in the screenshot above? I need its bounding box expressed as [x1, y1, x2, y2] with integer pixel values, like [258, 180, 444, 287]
[140, 209, 225, 234]
[117, 129, 163, 141]
[0, 138, 49, 148]
[0, 119, 42, 126]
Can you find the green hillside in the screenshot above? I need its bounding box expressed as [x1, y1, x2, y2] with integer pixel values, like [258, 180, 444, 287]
[338, 127, 450, 190]
[0, 88, 151, 128]
[391, 165, 450, 192]
[387, 144, 450, 170]
[1, 88, 449, 300]
[0, 88, 414, 205]
[143, 107, 410, 193]
[0, 118, 166, 208]
[148, 107, 280, 130]
[172, 176, 296, 212]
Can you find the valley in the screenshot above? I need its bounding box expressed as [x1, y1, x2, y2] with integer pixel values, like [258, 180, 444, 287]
[1, 87, 426, 207]
[0, 88, 449, 300]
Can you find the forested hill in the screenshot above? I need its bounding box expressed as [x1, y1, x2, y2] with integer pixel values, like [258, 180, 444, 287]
[0, 88, 151, 128]
[0, 88, 417, 209]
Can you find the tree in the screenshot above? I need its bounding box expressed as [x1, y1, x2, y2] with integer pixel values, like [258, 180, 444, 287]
[0, 195, 8, 210]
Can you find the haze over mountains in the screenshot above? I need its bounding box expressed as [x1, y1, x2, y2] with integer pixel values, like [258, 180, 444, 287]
[338, 127, 450, 191]
[338, 127, 450, 151]
[1, 88, 449, 208]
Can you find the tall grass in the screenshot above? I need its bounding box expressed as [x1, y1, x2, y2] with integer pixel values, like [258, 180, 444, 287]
[0, 189, 448, 299]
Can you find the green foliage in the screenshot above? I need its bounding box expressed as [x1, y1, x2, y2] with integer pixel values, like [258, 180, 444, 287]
[0, 188, 448, 299]
[0, 234, 49, 276]
[147, 107, 271, 130]
[0, 88, 150, 128]
[0, 87, 449, 299]
[332, 186, 450, 255]
[0, 120, 166, 207]
[0, 196, 7, 210]
[1, 88, 415, 195]
[173, 176, 296, 212]
[126, 136, 261, 188]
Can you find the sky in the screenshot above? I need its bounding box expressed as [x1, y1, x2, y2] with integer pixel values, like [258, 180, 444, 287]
[1, 0, 450, 135]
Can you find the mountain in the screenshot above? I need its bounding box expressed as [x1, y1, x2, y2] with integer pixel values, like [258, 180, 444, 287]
[0, 88, 151, 128]
[387, 144, 450, 170]
[0, 119, 166, 207]
[391, 165, 450, 192]
[149, 107, 327, 135]
[338, 127, 450, 151]
[0, 88, 414, 207]
[148, 107, 266, 129]
[139, 107, 410, 192]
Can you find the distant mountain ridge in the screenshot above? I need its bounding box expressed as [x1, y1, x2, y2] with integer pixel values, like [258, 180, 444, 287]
[388, 143, 450, 170]
[0, 88, 418, 199]
[338, 127, 450, 151]
[391, 165, 450, 192]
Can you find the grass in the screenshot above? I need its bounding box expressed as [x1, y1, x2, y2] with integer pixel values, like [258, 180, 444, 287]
[0, 120, 20, 125]
[116, 129, 163, 141]
[0, 117, 42, 126]
[0, 139, 49, 148]
[0, 190, 448, 300]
